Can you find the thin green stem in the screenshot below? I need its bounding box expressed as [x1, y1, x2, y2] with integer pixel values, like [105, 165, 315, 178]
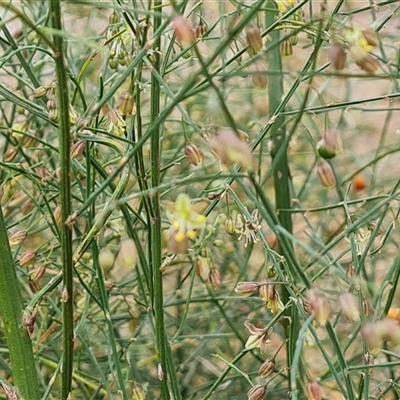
[50, 2, 73, 398]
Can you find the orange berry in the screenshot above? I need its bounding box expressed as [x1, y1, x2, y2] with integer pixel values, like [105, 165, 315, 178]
[352, 174, 367, 191]
[388, 308, 400, 324]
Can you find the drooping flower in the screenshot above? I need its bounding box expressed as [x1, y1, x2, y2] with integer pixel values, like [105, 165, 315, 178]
[245, 322, 271, 353]
[235, 209, 261, 248]
[101, 103, 126, 136]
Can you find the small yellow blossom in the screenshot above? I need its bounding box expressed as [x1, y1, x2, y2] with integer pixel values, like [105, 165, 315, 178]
[166, 194, 206, 253]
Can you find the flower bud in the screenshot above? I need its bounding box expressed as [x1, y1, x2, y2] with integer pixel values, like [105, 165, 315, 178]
[280, 39, 293, 56]
[346, 263, 355, 278]
[21, 199, 34, 215]
[22, 134, 36, 149]
[339, 292, 360, 322]
[245, 25, 263, 55]
[49, 108, 59, 122]
[31, 264, 46, 281]
[19, 250, 36, 267]
[258, 358, 275, 378]
[33, 86, 48, 98]
[251, 61, 268, 89]
[349, 44, 368, 65]
[361, 28, 378, 47]
[289, 32, 298, 46]
[247, 384, 266, 400]
[323, 127, 342, 155]
[316, 161, 336, 188]
[168, 229, 189, 253]
[185, 143, 205, 166]
[116, 91, 135, 116]
[305, 380, 322, 400]
[225, 217, 236, 235]
[9, 230, 27, 246]
[208, 127, 253, 170]
[328, 44, 346, 70]
[234, 281, 259, 297]
[54, 205, 62, 226]
[109, 10, 119, 25]
[4, 147, 18, 162]
[195, 21, 207, 39]
[99, 248, 115, 273]
[356, 53, 379, 73]
[172, 15, 194, 46]
[306, 289, 331, 326]
[70, 140, 86, 159]
[109, 56, 118, 69]
[208, 267, 222, 290]
[132, 386, 145, 400]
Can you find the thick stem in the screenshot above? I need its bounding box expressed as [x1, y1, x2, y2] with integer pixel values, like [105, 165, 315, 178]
[150, 1, 168, 399]
[0, 206, 40, 399]
[265, 0, 297, 376]
[50, 2, 73, 398]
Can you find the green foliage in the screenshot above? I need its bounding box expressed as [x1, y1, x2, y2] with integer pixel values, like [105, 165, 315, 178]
[0, 1, 400, 399]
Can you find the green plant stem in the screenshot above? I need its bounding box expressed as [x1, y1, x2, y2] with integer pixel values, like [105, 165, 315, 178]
[0, 205, 40, 399]
[150, 2, 169, 399]
[265, 0, 298, 378]
[50, 2, 73, 398]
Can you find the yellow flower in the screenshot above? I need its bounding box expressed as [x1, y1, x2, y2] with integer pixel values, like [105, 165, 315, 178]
[166, 194, 206, 253]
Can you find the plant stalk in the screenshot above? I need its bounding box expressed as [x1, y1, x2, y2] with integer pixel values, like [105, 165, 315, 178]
[150, 1, 169, 398]
[265, 0, 298, 381]
[50, 1, 74, 398]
